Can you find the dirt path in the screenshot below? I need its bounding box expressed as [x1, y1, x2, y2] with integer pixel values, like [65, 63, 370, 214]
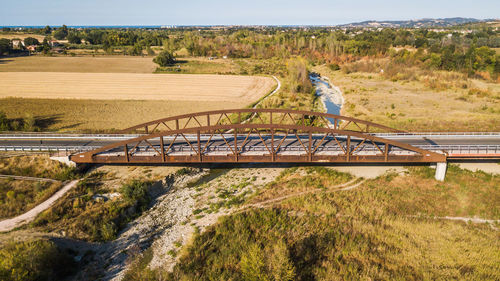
[430, 216, 500, 230]
[245, 178, 366, 209]
[0, 180, 79, 232]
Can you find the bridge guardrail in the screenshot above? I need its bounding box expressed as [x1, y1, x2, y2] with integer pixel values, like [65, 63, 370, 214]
[2, 132, 500, 140]
[373, 132, 500, 138]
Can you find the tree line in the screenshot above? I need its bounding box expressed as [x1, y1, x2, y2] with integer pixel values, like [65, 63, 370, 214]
[2, 25, 499, 78]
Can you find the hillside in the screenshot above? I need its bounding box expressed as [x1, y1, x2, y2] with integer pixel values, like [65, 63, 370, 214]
[339, 17, 485, 28]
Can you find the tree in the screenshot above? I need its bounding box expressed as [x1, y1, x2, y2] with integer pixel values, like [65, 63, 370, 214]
[67, 33, 81, 44]
[0, 39, 11, 55]
[153, 50, 176, 66]
[23, 37, 40, 46]
[43, 25, 52, 35]
[53, 29, 67, 40]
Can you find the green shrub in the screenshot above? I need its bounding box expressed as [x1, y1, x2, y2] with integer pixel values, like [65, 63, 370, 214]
[153, 50, 176, 67]
[120, 180, 151, 210]
[0, 239, 75, 281]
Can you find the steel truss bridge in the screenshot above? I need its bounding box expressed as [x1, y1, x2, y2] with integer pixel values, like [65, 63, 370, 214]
[43, 109, 496, 165]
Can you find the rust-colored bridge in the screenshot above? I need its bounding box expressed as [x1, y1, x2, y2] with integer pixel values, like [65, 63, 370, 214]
[70, 109, 450, 164]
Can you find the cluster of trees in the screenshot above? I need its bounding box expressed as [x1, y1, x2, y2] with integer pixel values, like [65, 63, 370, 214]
[155, 27, 499, 78]
[390, 44, 499, 76]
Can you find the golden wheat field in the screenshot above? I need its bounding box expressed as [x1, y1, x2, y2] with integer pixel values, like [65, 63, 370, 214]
[0, 72, 275, 102]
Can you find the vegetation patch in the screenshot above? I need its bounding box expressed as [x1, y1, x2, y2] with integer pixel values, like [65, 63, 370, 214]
[31, 173, 153, 242]
[0, 239, 76, 281]
[159, 165, 499, 280]
[0, 178, 62, 219]
[0, 155, 77, 180]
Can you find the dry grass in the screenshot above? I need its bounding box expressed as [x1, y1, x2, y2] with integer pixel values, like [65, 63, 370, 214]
[0, 179, 62, 219]
[0, 56, 157, 73]
[163, 166, 500, 281]
[0, 33, 46, 41]
[0, 155, 75, 180]
[315, 64, 500, 131]
[0, 98, 249, 131]
[156, 57, 241, 74]
[0, 72, 275, 102]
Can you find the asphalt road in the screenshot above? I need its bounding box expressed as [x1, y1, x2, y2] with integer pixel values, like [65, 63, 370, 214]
[1, 134, 499, 150]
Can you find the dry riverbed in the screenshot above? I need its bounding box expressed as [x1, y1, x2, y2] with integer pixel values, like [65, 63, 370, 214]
[66, 165, 287, 280]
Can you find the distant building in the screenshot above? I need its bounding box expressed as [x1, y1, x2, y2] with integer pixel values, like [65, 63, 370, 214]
[11, 39, 23, 49]
[26, 45, 37, 52]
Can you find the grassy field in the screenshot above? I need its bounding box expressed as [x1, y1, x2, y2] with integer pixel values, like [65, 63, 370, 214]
[314, 63, 500, 131]
[155, 165, 500, 280]
[0, 56, 157, 73]
[156, 57, 241, 74]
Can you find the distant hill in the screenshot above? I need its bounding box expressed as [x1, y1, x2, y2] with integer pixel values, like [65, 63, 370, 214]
[339, 17, 486, 28]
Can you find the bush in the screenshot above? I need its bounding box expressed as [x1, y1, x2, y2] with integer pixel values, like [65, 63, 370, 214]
[153, 50, 176, 67]
[327, 63, 340, 71]
[120, 180, 150, 209]
[0, 239, 75, 281]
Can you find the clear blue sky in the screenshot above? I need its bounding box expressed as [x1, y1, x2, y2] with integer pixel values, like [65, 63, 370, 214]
[2, 0, 498, 26]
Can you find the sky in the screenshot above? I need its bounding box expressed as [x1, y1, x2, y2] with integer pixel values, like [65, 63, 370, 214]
[1, 0, 499, 26]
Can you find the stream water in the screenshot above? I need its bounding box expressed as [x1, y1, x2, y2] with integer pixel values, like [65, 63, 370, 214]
[309, 73, 344, 126]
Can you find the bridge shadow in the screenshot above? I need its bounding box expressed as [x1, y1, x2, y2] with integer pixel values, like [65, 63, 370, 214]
[34, 114, 63, 130]
[92, 162, 433, 171]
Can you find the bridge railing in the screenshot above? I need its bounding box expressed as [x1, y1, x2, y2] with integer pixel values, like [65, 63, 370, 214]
[373, 132, 500, 138]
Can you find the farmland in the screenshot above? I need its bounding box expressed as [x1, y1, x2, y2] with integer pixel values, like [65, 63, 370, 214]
[0, 56, 157, 73]
[0, 72, 274, 102]
[0, 56, 276, 131]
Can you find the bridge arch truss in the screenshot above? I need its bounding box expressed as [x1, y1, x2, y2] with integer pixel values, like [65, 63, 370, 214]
[71, 109, 446, 164]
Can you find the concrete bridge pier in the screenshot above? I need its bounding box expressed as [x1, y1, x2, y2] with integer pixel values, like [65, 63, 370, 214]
[434, 162, 447, 181]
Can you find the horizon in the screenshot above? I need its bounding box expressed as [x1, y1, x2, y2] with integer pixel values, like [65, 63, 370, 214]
[1, 17, 498, 28]
[2, 0, 499, 26]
